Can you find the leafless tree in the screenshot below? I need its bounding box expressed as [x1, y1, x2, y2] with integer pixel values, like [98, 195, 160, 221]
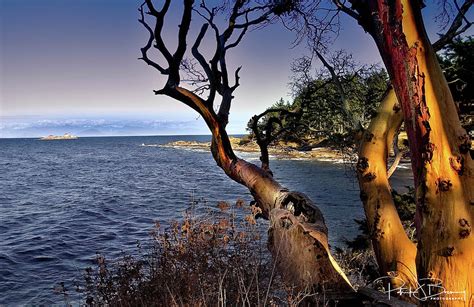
[139, 0, 353, 296]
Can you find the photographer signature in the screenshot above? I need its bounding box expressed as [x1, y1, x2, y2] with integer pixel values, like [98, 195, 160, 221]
[372, 276, 466, 301]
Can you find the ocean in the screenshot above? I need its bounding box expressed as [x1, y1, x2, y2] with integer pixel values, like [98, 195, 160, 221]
[0, 135, 412, 305]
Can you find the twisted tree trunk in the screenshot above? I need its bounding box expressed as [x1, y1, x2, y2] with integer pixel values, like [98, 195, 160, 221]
[167, 86, 354, 293]
[138, 0, 356, 294]
[358, 89, 417, 290]
[352, 0, 474, 305]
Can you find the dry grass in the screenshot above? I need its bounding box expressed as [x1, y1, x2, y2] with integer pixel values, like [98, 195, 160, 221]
[71, 200, 302, 306]
[334, 248, 379, 289]
[57, 199, 390, 306]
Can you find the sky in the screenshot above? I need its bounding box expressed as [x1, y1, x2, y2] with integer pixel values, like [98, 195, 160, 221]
[0, 0, 471, 137]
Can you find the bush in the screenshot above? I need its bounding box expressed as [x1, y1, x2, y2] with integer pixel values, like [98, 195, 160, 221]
[60, 196, 414, 305]
[73, 200, 293, 306]
[237, 134, 254, 146]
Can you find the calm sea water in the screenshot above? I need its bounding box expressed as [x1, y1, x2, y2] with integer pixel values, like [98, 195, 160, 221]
[0, 136, 412, 305]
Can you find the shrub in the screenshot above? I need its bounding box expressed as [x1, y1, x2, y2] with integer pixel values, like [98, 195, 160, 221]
[74, 200, 290, 306]
[62, 196, 414, 305]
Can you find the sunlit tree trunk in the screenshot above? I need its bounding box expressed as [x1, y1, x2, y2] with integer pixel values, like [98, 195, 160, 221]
[352, 0, 474, 305]
[171, 87, 353, 292]
[138, 0, 354, 293]
[358, 89, 417, 289]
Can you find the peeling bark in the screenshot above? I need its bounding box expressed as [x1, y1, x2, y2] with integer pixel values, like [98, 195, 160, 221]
[351, 0, 474, 305]
[270, 207, 352, 292]
[174, 86, 354, 292]
[139, 1, 354, 293]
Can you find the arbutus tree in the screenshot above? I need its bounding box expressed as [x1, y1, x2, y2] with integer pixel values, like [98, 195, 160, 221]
[139, 0, 474, 304]
[284, 0, 473, 304]
[138, 0, 353, 295]
[342, 0, 474, 305]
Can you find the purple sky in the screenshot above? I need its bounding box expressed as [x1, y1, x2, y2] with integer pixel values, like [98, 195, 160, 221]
[0, 1, 472, 136]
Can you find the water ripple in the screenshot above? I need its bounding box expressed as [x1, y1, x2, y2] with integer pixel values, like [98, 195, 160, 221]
[0, 136, 412, 305]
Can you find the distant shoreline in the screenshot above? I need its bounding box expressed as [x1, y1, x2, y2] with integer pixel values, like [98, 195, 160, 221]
[160, 137, 348, 162]
[0, 134, 236, 140]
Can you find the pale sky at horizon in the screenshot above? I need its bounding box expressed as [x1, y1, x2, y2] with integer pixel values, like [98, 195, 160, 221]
[1, 0, 472, 137]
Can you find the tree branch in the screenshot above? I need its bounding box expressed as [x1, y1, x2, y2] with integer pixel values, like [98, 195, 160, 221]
[191, 23, 217, 104]
[249, 107, 302, 172]
[139, 0, 354, 293]
[231, 66, 242, 91]
[387, 130, 406, 179]
[145, 0, 173, 65]
[432, 0, 473, 51]
[167, 0, 194, 85]
[332, 0, 359, 20]
[357, 89, 417, 290]
[138, 3, 169, 74]
[314, 49, 363, 130]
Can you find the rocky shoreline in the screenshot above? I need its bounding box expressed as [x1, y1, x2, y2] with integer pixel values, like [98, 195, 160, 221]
[161, 137, 348, 162]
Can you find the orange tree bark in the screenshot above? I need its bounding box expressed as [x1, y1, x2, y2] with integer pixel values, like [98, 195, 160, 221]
[139, 0, 353, 293]
[357, 89, 418, 290]
[168, 86, 353, 291]
[351, 0, 474, 305]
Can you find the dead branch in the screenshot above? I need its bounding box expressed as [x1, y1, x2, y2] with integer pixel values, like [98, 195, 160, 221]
[432, 0, 473, 51]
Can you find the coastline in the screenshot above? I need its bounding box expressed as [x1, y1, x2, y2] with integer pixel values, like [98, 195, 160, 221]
[159, 136, 348, 162]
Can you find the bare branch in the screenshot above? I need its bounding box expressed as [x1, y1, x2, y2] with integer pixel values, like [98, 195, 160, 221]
[332, 0, 359, 20]
[138, 3, 168, 74]
[280, 2, 342, 48]
[314, 49, 363, 130]
[432, 0, 473, 51]
[234, 12, 272, 29]
[249, 106, 302, 171]
[231, 66, 242, 91]
[387, 130, 406, 178]
[225, 25, 248, 50]
[144, 0, 170, 16]
[173, 0, 194, 65]
[191, 23, 212, 77]
[139, 1, 355, 292]
[145, 0, 173, 64]
[180, 58, 208, 85]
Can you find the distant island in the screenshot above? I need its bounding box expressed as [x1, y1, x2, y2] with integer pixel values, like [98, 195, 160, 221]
[40, 133, 78, 140]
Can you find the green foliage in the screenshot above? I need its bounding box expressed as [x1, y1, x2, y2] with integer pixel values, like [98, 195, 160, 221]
[246, 98, 301, 144]
[392, 187, 417, 241]
[438, 36, 474, 133]
[249, 38, 474, 148]
[271, 0, 298, 16]
[438, 36, 474, 107]
[343, 219, 372, 252]
[296, 68, 389, 136]
[247, 55, 389, 148]
[391, 187, 416, 222]
[363, 70, 390, 120]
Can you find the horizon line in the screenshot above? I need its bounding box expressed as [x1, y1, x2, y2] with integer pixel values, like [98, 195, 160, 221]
[0, 133, 248, 140]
